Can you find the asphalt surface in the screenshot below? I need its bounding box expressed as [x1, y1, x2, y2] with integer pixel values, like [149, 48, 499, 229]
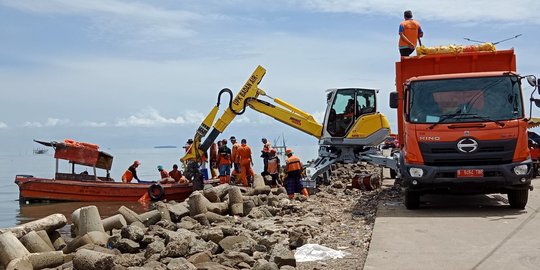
[364, 178, 540, 270]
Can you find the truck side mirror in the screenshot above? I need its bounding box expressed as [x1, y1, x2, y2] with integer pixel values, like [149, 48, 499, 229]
[389, 92, 399, 109]
[527, 75, 538, 87]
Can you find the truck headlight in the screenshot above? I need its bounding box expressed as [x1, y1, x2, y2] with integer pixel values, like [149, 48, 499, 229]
[513, 165, 529, 175]
[409, 168, 424, 178]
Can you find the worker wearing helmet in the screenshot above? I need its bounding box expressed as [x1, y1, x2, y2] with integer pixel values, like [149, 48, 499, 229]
[122, 160, 141, 183]
[284, 148, 309, 199]
[266, 149, 281, 187]
[237, 139, 255, 187]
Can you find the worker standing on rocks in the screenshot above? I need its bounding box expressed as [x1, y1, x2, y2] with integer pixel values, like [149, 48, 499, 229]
[237, 139, 254, 187]
[121, 160, 141, 183]
[284, 148, 309, 199]
[260, 138, 271, 176]
[267, 149, 281, 187]
[229, 136, 241, 184]
[217, 139, 232, 184]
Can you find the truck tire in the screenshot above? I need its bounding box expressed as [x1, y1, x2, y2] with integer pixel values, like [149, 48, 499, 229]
[508, 189, 528, 209]
[404, 190, 420, 209]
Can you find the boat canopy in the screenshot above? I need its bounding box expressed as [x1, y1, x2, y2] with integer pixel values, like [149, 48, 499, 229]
[34, 139, 113, 170]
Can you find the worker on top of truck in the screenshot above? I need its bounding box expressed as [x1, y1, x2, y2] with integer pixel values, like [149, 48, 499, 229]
[399, 10, 423, 56]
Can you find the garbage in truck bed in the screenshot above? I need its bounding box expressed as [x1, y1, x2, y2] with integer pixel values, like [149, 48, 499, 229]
[416, 42, 496, 56]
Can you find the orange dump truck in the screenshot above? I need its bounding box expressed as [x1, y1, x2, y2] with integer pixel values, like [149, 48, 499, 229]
[390, 49, 537, 209]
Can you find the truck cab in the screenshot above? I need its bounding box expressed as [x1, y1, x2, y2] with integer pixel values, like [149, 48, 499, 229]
[391, 49, 535, 209]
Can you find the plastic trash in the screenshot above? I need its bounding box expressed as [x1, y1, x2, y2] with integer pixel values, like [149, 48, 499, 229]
[294, 244, 350, 262]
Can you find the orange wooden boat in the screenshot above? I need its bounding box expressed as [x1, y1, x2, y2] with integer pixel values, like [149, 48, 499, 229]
[15, 175, 195, 202]
[15, 139, 211, 202]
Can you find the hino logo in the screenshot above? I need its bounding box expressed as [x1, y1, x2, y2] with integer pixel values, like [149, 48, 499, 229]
[419, 136, 440, 141]
[457, 138, 479, 153]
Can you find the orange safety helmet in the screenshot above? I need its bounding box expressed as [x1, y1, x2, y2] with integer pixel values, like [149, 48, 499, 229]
[285, 148, 293, 155]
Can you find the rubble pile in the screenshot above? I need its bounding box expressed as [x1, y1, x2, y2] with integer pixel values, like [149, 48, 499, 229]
[0, 166, 402, 270]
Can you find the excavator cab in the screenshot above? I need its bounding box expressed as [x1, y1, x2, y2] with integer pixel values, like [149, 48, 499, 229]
[322, 88, 387, 148]
[325, 88, 377, 137]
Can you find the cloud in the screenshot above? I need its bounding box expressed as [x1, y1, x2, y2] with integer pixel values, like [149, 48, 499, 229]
[115, 107, 204, 127]
[78, 121, 107, 127]
[1, 0, 209, 43]
[299, 0, 540, 25]
[0, 122, 7, 128]
[22, 118, 70, 128]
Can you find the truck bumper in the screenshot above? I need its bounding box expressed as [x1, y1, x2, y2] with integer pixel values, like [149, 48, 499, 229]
[401, 159, 534, 194]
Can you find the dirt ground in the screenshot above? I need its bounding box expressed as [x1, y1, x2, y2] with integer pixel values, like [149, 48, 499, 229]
[296, 171, 401, 270]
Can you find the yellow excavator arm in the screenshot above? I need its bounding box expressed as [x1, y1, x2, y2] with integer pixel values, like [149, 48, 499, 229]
[181, 65, 323, 163]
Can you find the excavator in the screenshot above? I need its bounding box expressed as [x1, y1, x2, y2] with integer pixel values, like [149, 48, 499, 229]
[181, 65, 397, 188]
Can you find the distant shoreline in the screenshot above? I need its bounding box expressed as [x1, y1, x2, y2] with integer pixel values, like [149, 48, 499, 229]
[153, 146, 177, 149]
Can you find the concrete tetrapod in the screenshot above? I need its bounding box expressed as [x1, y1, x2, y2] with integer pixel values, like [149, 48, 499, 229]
[0, 231, 31, 268]
[0, 214, 67, 238]
[78, 205, 105, 236]
[228, 187, 244, 216]
[19, 230, 54, 253]
[49, 231, 67, 251]
[101, 214, 127, 232]
[35, 230, 55, 250]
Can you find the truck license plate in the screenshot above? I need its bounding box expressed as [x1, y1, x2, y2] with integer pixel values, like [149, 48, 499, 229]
[457, 169, 484, 178]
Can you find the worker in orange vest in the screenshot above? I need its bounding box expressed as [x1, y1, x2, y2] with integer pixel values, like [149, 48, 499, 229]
[229, 136, 241, 183]
[266, 149, 281, 187]
[237, 139, 255, 187]
[217, 139, 232, 184]
[121, 160, 141, 183]
[398, 10, 423, 56]
[284, 148, 309, 199]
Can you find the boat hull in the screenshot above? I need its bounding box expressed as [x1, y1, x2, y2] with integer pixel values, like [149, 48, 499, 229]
[15, 176, 195, 202]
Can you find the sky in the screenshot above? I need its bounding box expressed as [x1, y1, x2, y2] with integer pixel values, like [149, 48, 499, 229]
[1, 0, 539, 152]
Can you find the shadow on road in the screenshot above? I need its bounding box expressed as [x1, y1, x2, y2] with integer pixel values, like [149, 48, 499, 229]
[379, 193, 527, 218]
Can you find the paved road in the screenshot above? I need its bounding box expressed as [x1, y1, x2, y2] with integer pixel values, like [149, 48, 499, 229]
[364, 179, 540, 270]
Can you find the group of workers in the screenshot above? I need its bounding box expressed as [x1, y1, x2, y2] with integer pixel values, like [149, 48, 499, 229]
[211, 136, 308, 198]
[120, 136, 309, 199]
[121, 161, 187, 184]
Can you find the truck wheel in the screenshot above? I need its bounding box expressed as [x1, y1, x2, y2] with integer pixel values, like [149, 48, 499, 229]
[404, 190, 420, 209]
[508, 189, 528, 209]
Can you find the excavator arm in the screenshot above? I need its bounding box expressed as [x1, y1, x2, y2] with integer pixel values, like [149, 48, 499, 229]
[181, 65, 322, 162]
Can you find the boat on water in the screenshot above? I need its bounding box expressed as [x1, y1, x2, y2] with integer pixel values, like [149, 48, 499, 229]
[15, 139, 210, 203]
[33, 148, 49, 155]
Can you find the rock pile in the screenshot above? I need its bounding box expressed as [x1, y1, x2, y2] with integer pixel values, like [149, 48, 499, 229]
[0, 177, 320, 270]
[0, 166, 397, 270]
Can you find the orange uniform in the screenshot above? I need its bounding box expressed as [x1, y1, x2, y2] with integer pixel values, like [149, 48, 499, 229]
[230, 142, 241, 178]
[399, 19, 423, 48]
[169, 169, 183, 183]
[237, 144, 254, 187]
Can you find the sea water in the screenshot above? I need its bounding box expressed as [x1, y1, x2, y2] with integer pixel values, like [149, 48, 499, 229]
[0, 146, 317, 228]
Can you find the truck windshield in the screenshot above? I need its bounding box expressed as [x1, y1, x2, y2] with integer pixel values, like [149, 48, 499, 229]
[408, 76, 523, 124]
